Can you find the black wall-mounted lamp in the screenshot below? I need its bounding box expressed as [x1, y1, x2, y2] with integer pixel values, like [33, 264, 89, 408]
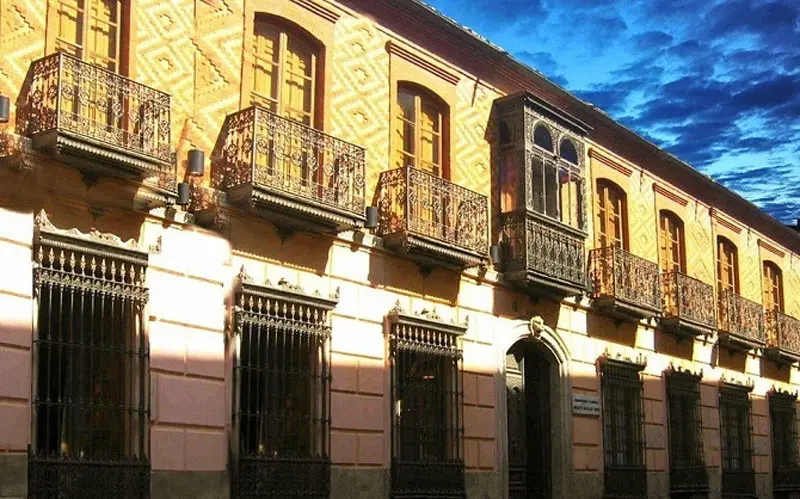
[177, 181, 191, 206]
[490, 244, 502, 267]
[0, 96, 10, 124]
[188, 149, 205, 177]
[364, 206, 378, 230]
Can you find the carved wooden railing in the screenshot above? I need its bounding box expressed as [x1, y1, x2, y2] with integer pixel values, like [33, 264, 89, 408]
[212, 105, 366, 217]
[375, 166, 488, 257]
[662, 271, 717, 330]
[499, 211, 586, 291]
[717, 289, 765, 347]
[590, 246, 662, 313]
[16, 51, 173, 168]
[765, 310, 800, 359]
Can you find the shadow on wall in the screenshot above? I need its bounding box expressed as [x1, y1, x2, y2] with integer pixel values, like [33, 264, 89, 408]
[654, 330, 695, 361]
[367, 249, 461, 305]
[587, 313, 637, 347]
[713, 344, 747, 373]
[760, 357, 791, 383]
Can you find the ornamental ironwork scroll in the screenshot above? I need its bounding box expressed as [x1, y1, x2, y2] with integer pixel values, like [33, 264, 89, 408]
[29, 210, 150, 498]
[718, 289, 765, 346]
[661, 271, 716, 329]
[375, 166, 489, 256]
[211, 105, 366, 217]
[765, 310, 800, 358]
[387, 304, 466, 498]
[16, 52, 172, 167]
[590, 245, 662, 312]
[232, 273, 336, 498]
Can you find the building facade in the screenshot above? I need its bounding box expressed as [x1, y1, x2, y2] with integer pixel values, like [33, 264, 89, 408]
[0, 1, 799, 498]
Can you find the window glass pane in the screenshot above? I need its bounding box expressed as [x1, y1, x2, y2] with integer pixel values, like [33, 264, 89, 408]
[283, 37, 314, 125]
[57, 0, 85, 57]
[86, 0, 119, 70]
[531, 155, 545, 213]
[252, 21, 280, 112]
[544, 162, 558, 218]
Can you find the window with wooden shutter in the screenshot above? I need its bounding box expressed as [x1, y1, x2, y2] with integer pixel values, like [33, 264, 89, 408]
[395, 84, 447, 177]
[763, 261, 784, 312]
[596, 180, 627, 250]
[717, 237, 739, 295]
[252, 17, 318, 127]
[659, 211, 685, 273]
[56, 0, 123, 72]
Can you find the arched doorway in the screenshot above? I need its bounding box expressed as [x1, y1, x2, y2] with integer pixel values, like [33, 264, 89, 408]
[506, 339, 555, 498]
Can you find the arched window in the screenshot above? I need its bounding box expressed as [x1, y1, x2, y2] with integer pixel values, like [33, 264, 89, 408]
[560, 139, 578, 165]
[533, 126, 553, 151]
[596, 180, 627, 249]
[717, 237, 739, 295]
[252, 16, 320, 126]
[763, 262, 783, 312]
[659, 211, 685, 273]
[55, 0, 124, 72]
[395, 83, 448, 177]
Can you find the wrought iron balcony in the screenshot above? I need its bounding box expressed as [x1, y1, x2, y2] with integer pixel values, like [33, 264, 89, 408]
[765, 309, 800, 363]
[717, 289, 764, 350]
[210, 105, 366, 234]
[375, 166, 488, 269]
[499, 211, 587, 297]
[16, 52, 174, 188]
[590, 246, 662, 321]
[661, 271, 716, 336]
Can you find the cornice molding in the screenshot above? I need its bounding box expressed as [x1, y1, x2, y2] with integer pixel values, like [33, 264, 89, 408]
[653, 183, 689, 207]
[713, 211, 743, 235]
[588, 148, 632, 177]
[758, 239, 786, 259]
[386, 40, 461, 86]
[290, 0, 340, 23]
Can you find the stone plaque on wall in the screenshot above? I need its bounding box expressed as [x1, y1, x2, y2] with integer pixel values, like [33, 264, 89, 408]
[572, 394, 601, 417]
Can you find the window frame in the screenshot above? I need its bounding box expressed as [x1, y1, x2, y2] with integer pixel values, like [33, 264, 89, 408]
[394, 82, 449, 178]
[659, 210, 686, 274]
[54, 0, 125, 73]
[596, 179, 628, 250]
[230, 274, 335, 497]
[251, 15, 322, 128]
[529, 126, 584, 229]
[762, 261, 784, 313]
[717, 237, 739, 295]
[719, 384, 754, 472]
[388, 306, 465, 497]
[769, 391, 799, 473]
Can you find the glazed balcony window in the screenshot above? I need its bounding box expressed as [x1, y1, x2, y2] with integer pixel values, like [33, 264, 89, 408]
[207, 17, 365, 234]
[769, 391, 800, 494]
[493, 92, 590, 297]
[16, 51, 174, 185]
[231, 274, 335, 498]
[600, 359, 647, 498]
[666, 369, 708, 495]
[388, 306, 465, 498]
[719, 384, 755, 497]
[28, 211, 150, 498]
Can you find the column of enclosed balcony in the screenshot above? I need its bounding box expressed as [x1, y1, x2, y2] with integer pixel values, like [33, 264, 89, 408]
[589, 246, 662, 321]
[374, 165, 489, 270]
[717, 289, 765, 351]
[15, 52, 176, 193]
[491, 92, 591, 299]
[660, 271, 717, 337]
[207, 105, 366, 234]
[764, 310, 800, 364]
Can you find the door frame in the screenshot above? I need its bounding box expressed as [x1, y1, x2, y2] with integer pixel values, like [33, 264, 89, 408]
[496, 317, 573, 499]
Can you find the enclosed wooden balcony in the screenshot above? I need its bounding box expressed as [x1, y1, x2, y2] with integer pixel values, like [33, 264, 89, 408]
[590, 246, 662, 321]
[375, 166, 488, 270]
[661, 271, 717, 337]
[210, 105, 366, 234]
[16, 52, 175, 189]
[765, 310, 800, 363]
[499, 211, 587, 298]
[717, 289, 765, 350]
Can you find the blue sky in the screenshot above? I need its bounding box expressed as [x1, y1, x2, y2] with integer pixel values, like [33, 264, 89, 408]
[425, 0, 800, 224]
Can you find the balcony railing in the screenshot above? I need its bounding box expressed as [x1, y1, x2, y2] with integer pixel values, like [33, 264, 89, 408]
[16, 52, 173, 175]
[590, 245, 662, 318]
[211, 105, 365, 229]
[375, 166, 488, 266]
[717, 289, 764, 348]
[661, 271, 716, 334]
[765, 310, 800, 360]
[500, 211, 586, 296]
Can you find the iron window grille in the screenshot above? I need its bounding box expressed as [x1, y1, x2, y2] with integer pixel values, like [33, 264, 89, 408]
[388, 304, 466, 498]
[665, 368, 708, 494]
[600, 358, 647, 498]
[231, 271, 335, 498]
[29, 211, 150, 498]
[719, 383, 755, 497]
[769, 390, 800, 493]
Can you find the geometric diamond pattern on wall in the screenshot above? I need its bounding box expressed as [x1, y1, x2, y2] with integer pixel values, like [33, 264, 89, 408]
[0, 0, 46, 122]
[453, 79, 495, 197]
